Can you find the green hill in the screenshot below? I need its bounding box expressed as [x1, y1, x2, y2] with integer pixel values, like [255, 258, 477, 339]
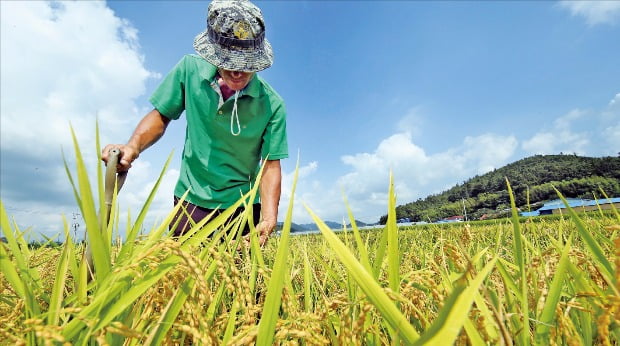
[278, 220, 370, 233]
[380, 154, 620, 223]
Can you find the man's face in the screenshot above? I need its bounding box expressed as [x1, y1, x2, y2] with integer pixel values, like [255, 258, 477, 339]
[218, 69, 255, 91]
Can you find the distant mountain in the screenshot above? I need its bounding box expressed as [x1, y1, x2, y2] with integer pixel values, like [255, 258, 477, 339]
[277, 220, 370, 233]
[380, 154, 620, 224]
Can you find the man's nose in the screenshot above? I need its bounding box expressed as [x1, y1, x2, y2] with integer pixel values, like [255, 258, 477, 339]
[231, 71, 243, 78]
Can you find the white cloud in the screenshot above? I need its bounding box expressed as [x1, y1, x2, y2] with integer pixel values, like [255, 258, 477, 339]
[397, 107, 425, 137]
[558, 0, 620, 26]
[555, 109, 586, 126]
[119, 161, 180, 232]
[521, 132, 557, 154]
[522, 109, 590, 155]
[522, 121, 590, 155]
[281, 160, 317, 201]
[0, 1, 161, 238]
[283, 131, 518, 224]
[282, 94, 615, 226]
[605, 93, 620, 119]
[278, 160, 337, 226]
[462, 134, 519, 174]
[609, 93, 620, 107]
[522, 94, 619, 156]
[603, 124, 620, 152]
[602, 93, 620, 152]
[1, 1, 155, 155]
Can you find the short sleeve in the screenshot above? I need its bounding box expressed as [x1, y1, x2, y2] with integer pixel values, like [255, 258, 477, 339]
[261, 101, 289, 160]
[149, 57, 187, 120]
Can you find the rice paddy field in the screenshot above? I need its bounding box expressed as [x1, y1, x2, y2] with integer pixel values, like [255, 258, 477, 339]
[1, 132, 619, 345]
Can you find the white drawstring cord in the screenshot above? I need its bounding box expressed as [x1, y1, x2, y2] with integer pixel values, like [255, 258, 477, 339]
[230, 90, 241, 136]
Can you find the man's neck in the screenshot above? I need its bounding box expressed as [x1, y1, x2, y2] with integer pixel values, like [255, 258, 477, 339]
[218, 77, 236, 101]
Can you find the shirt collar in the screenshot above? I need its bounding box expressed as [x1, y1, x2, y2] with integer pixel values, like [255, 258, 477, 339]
[212, 73, 260, 98]
[243, 74, 261, 98]
[203, 64, 261, 98]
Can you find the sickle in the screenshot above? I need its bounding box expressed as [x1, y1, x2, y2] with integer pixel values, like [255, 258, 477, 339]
[86, 148, 128, 281]
[104, 148, 127, 225]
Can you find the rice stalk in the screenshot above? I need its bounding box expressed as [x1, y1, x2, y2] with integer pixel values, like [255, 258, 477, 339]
[304, 204, 421, 344]
[506, 178, 530, 345]
[256, 157, 299, 345]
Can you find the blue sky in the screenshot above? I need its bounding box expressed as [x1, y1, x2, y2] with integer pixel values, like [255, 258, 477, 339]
[1, 1, 619, 238]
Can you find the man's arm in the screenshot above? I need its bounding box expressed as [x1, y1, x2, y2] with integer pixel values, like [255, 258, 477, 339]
[258, 159, 282, 245]
[102, 109, 170, 171]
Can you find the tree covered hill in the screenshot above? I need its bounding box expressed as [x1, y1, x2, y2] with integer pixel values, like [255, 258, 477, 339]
[380, 154, 620, 224]
[278, 220, 370, 233]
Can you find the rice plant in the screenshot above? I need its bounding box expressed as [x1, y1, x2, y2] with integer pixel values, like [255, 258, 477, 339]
[1, 126, 618, 345]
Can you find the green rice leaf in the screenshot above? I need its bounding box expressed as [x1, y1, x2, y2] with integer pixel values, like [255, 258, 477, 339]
[506, 178, 530, 346]
[312, 252, 346, 291]
[179, 193, 247, 249]
[69, 126, 111, 282]
[93, 261, 180, 332]
[143, 276, 194, 345]
[222, 297, 240, 344]
[206, 274, 228, 325]
[373, 225, 388, 279]
[0, 200, 40, 316]
[62, 149, 83, 225]
[248, 249, 259, 294]
[473, 290, 499, 341]
[414, 256, 497, 345]
[0, 242, 27, 305]
[77, 250, 88, 305]
[535, 235, 572, 341]
[146, 244, 221, 344]
[344, 194, 372, 273]
[95, 120, 106, 240]
[554, 188, 615, 289]
[386, 172, 400, 294]
[48, 218, 72, 326]
[386, 172, 401, 344]
[565, 259, 600, 295]
[63, 230, 81, 297]
[598, 187, 620, 221]
[303, 246, 313, 312]
[305, 204, 420, 344]
[0, 201, 31, 281]
[117, 151, 174, 262]
[62, 254, 179, 340]
[463, 318, 486, 346]
[256, 157, 299, 345]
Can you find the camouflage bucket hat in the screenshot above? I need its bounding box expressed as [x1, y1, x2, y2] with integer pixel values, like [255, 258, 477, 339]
[194, 0, 273, 72]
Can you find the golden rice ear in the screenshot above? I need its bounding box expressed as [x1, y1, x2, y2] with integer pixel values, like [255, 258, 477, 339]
[304, 202, 421, 345]
[257, 156, 299, 345]
[2, 123, 618, 345]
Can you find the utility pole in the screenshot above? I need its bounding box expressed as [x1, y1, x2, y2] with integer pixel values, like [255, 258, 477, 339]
[72, 212, 80, 241]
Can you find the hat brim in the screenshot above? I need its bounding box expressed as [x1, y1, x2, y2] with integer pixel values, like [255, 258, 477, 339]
[193, 31, 273, 72]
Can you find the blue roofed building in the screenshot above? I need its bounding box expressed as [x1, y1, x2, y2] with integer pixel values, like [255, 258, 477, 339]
[520, 197, 620, 217]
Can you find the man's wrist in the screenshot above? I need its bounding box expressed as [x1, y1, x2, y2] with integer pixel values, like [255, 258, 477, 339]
[125, 139, 141, 155]
[260, 219, 277, 235]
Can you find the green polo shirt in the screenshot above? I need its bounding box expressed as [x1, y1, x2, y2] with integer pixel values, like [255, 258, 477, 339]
[149, 54, 288, 209]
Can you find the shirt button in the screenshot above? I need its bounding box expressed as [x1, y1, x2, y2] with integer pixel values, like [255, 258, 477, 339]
[218, 111, 223, 115]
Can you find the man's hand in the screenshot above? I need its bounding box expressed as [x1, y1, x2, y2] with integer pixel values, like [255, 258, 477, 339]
[240, 220, 275, 248]
[101, 109, 170, 172]
[258, 159, 281, 246]
[257, 219, 276, 246]
[101, 144, 139, 172]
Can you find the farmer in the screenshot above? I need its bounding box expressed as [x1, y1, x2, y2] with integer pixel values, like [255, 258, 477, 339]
[102, 0, 288, 245]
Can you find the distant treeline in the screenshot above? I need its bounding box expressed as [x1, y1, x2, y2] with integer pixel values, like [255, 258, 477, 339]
[380, 154, 620, 223]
